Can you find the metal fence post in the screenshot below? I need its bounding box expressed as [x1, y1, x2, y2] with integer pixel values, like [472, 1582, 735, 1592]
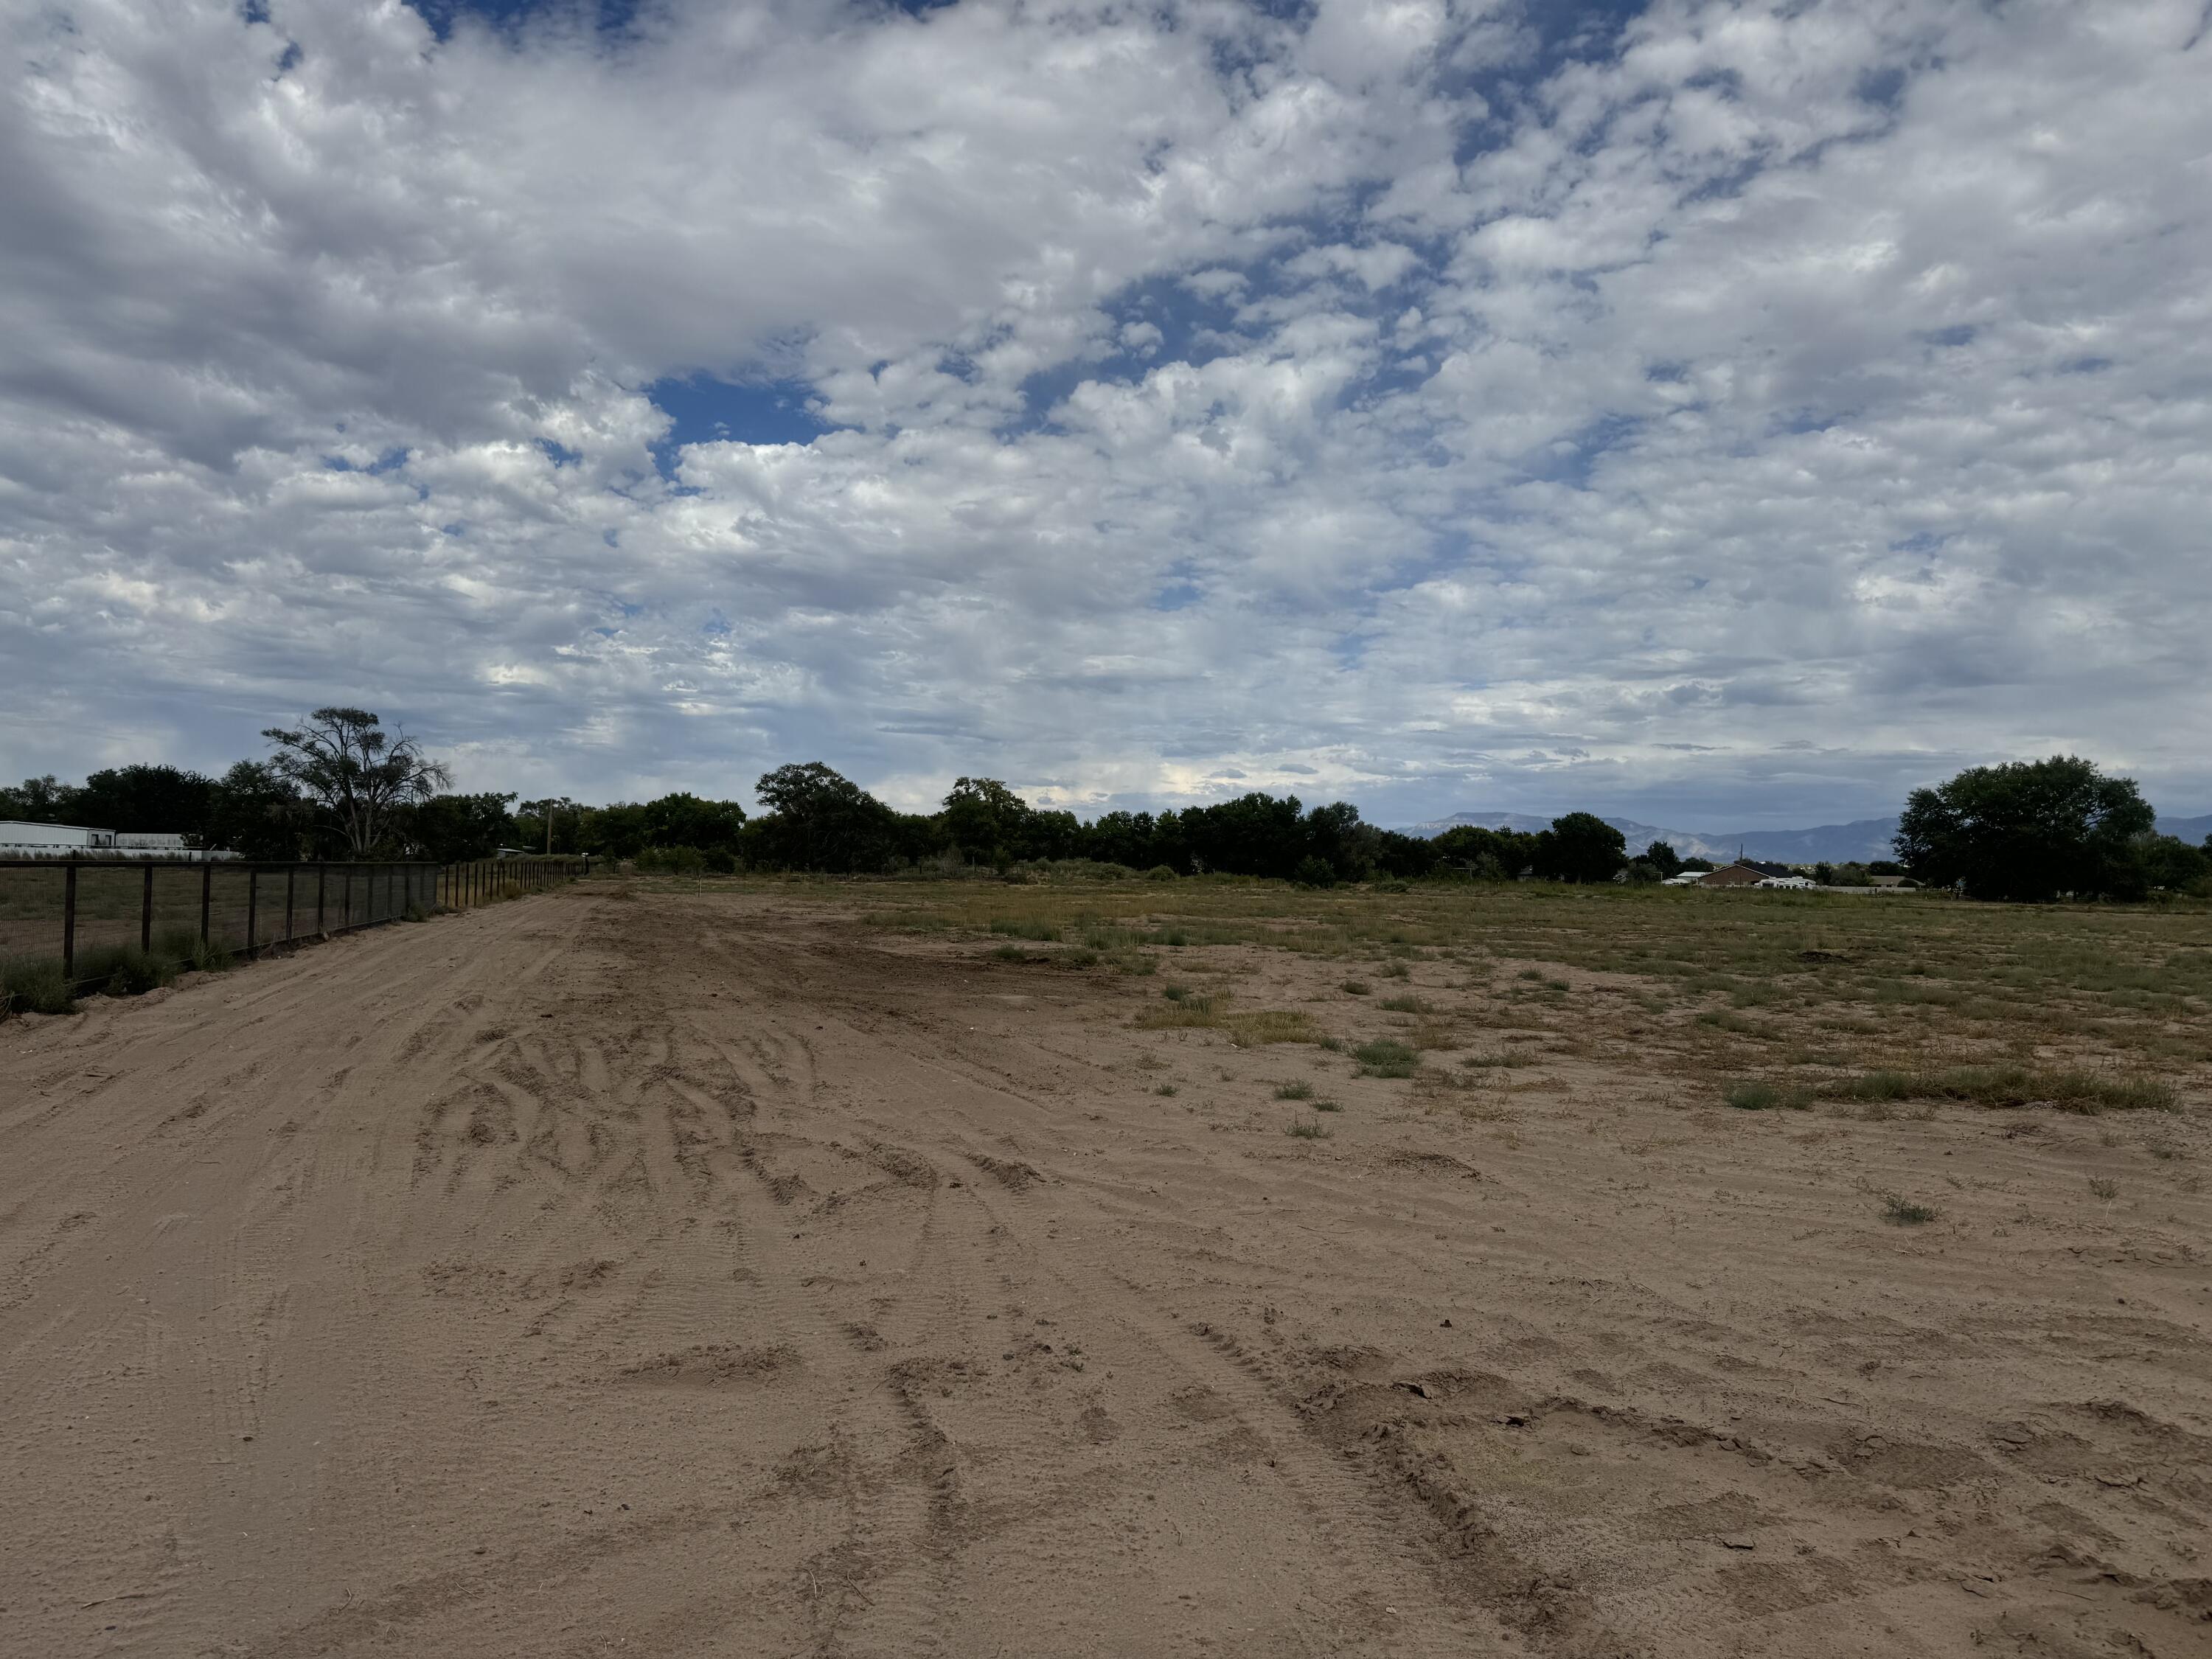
[246, 867, 259, 959]
[63, 860, 77, 984]
[200, 860, 212, 947]
[285, 866, 296, 945]
[317, 865, 327, 935]
[344, 866, 352, 930]
[141, 863, 154, 954]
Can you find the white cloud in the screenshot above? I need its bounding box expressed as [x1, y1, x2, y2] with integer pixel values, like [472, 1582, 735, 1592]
[2, 0, 2209, 827]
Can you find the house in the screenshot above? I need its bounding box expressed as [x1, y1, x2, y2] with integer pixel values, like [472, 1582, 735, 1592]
[0, 821, 234, 860]
[1695, 861, 1769, 887]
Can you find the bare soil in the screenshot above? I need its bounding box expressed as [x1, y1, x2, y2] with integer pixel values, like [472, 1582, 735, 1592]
[2, 887, 2208, 1657]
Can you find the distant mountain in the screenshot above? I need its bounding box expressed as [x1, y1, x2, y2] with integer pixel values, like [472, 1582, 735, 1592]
[1403, 812, 1902, 865]
[2159, 813, 2212, 844]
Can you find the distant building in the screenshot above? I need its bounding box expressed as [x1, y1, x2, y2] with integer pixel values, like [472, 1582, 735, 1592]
[0, 821, 235, 860]
[1695, 862, 1769, 888]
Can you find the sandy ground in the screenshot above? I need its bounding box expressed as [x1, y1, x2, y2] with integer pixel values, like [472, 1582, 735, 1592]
[2, 888, 2208, 1658]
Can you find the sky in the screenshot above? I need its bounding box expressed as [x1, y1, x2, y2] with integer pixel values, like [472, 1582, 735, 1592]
[4, 0, 2210, 829]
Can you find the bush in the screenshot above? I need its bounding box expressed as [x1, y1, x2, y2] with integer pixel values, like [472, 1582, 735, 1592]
[153, 926, 234, 974]
[72, 944, 176, 998]
[1353, 1038, 1419, 1078]
[1292, 855, 1336, 889]
[1144, 864, 1179, 882]
[1725, 1079, 1812, 1111]
[2, 957, 77, 1016]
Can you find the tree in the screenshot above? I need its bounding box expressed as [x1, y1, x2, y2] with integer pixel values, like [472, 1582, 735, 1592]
[60, 765, 219, 836]
[942, 777, 1032, 866]
[1534, 813, 1627, 883]
[1894, 756, 2156, 901]
[0, 774, 73, 822]
[636, 793, 745, 853]
[204, 760, 313, 860]
[1643, 840, 1684, 878]
[262, 709, 452, 857]
[407, 792, 518, 863]
[751, 762, 897, 872]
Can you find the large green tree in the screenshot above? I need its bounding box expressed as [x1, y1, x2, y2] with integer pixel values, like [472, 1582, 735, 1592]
[1893, 756, 2156, 900]
[262, 708, 451, 856]
[749, 762, 897, 872]
[1534, 813, 1628, 883]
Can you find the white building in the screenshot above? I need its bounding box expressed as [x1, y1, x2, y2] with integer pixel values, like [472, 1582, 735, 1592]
[0, 821, 235, 860]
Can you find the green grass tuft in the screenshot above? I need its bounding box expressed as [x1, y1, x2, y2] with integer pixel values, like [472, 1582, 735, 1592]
[1353, 1038, 1419, 1078]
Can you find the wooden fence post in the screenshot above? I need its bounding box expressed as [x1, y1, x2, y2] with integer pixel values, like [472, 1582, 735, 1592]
[246, 867, 259, 959]
[63, 860, 77, 984]
[200, 860, 212, 947]
[141, 863, 154, 954]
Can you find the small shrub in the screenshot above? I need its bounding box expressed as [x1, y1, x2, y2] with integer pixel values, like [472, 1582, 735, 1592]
[1378, 995, 1430, 1015]
[1275, 1080, 1315, 1100]
[1317, 1036, 1346, 1052]
[1354, 1039, 1419, 1079]
[1312, 1097, 1343, 1113]
[2, 958, 77, 1017]
[990, 944, 1028, 961]
[72, 944, 176, 998]
[1293, 856, 1336, 889]
[1059, 947, 1101, 967]
[990, 918, 1060, 942]
[1380, 962, 1411, 979]
[1163, 983, 1194, 1002]
[1881, 1193, 1938, 1225]
[1155, 1083, 1178, 1097]
[153, 927, 233, 974]
[1340, 980, 1371, 996]
[1144, 865, 1179, 881]
[2087, 1177, 2118, 1201]
[1725, 1080, 1812, 1111]
[1285, 1116, 1333, 1140]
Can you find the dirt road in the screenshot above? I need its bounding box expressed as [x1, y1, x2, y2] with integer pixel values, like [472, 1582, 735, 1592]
[3, 888, 2207, 1656]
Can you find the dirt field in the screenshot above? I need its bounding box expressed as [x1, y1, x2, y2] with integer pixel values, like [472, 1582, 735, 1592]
[3, 882, 2209, 1657]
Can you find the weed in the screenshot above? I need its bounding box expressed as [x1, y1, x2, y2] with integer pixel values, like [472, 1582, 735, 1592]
[1380, 962, 1411, 979]
[1059, 947, 1100, 968]
[1820, 1066, 2173, 1113]
[1881, 1193, 1939, 1225]
[1, 957, 76, 1017]
[1285, 1116, 1334, 1140]
[990, 917, 1061, 942]
[1155, 1084, 1179, 1097]
[2087, 1177, 2118, 1201]
[1163, 983, 1194, 1002]
[1312, 1097, 1343, 1112]
[72, 944, 176, 998]
[1379, 995, 1431, 1014]
[153, 927, 232, 974]
[1354, 1039, 1419, 1079]
[990, 944, 1029, 961]
[1725, 1080, 1812, 1111]
[1340, 979, 1371, 995]
[1275, 1081, 1315, 1100]
[1317, 1037, 1346, 1053]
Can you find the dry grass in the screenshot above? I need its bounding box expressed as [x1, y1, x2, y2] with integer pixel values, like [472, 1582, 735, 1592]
[831, 875, 2209, 1113]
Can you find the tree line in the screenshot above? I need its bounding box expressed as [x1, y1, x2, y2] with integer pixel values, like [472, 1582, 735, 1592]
[4, 718, 2206, 900]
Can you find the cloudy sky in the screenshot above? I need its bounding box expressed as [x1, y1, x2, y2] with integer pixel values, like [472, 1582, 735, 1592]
[4, 0, 2208, 828]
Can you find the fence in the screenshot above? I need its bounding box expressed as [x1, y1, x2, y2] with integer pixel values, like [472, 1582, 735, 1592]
[0, 855, 591, 992]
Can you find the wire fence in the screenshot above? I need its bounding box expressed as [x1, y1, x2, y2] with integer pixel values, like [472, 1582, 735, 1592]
[0, 855, 592, 993]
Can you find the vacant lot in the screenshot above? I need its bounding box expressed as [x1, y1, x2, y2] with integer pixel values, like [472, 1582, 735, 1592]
[2, 879, 2207, 1656]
